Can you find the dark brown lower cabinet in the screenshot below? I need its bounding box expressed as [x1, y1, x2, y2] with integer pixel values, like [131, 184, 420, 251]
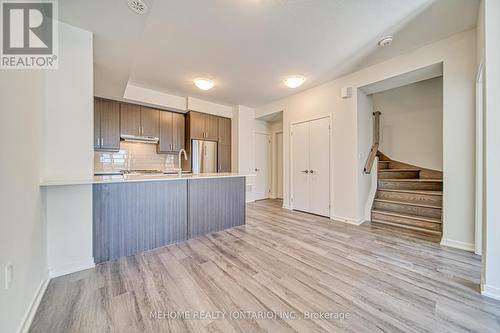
[93, 180, 188, 263]
[187, 177, 245, 238]
[93, 177, 246, 264]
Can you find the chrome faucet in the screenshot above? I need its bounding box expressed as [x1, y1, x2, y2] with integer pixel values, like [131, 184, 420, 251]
[178, 149, 187, 176]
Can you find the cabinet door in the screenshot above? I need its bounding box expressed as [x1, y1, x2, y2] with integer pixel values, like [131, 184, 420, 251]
[158, 111, 173, 152]
[218, 143, 231, 172]
[172, 112, 185, 151]
[94, 99, 101, 149]
[205, 114, 219, 141]
[140, 107, 159, 138]
[218, 117, 231, 144]
[120, 103, 141, 136]
[189, 111, 206, 139]
[100, 100, 121, 151]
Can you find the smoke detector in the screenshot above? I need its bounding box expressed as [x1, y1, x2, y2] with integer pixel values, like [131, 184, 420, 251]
[127, 0, 148, 15]
[378, 36, 393, 47]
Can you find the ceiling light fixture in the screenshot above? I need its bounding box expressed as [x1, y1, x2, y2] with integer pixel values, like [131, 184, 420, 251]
[194, 78, 215, 91]
[378, 36, 393, 47]
[283, 76, 306, 89]
[127, 0, 148, 15]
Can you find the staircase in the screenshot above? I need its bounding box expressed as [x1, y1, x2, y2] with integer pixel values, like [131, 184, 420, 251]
[371, 156, 443, 236]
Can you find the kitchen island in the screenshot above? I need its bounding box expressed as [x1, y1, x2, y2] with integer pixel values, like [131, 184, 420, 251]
[91, 174, 247, 263]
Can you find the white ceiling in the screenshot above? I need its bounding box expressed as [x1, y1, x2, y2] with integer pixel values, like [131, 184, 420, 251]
[59, 0, 478, 108]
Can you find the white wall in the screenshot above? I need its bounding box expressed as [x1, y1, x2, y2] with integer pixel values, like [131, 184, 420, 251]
[0, 71, 48, 333]
[270, 119, 283, 199]
[188, 97, 233, 118]
[357, 90, 374, 221]
[372, 77, 443, 171]
[256, 29, 477, 246]
[482, 0, 500, 300]
[43, 23, 95, 277]
[233, 105, 256, 201]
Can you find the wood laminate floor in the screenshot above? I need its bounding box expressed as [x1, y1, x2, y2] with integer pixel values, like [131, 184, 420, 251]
[30, 199, 500, 333]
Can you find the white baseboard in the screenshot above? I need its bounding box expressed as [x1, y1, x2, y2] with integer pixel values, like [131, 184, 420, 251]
[482, 284, 500, 301]
[17, 277, 50, 333]
[440, 238, 475, 252]
[332, 215, 365, 226]
[49, 260, 95, 278]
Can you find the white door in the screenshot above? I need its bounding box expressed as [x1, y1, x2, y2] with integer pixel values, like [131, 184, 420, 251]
[276, 132, 283, 199]
[254, 133, 271, 200]
[291, 122, 310, 212]
[308, 117, 330, 216]
[291, 117, 330, 217]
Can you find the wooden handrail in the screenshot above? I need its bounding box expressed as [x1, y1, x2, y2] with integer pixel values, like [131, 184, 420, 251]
[364, 111, 381, 174]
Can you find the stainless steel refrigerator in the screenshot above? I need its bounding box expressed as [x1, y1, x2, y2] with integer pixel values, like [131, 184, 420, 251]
[191, 140, 218, 174]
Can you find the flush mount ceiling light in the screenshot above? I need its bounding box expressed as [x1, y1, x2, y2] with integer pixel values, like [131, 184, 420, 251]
[127, 0, 148, 15]
[194, 78, 215, 91]
[378, 36, 393, 47]
[283, 76, 306, 89]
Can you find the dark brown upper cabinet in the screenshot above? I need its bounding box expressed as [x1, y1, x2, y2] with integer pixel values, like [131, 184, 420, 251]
[205, 114, 219, 141]
[120, 103, 159, 138]
[188, 111, 206, 139]
[140, 107, 160, 138]
[120, 103, 141, 136]
[94, 98, 120, 151]
[218, 117, 231, 145]
[187, 111, 220, 141]
[158, 111, 185, 153]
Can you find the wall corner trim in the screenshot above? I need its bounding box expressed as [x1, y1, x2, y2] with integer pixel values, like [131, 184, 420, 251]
[440, 238, 475, 252]
[49, 260, 95, 279]
[482, 285, 500, 301]
[17, 277, 50, 333]
[332, 215, 365, 226]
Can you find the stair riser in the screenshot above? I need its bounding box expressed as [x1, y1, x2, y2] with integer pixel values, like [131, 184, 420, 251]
[378, 180, 442, 191]
[371, 220, 442, 235]
[371, 212, 442, 231]
[373, 201, 441, 219]
[378, 171, 420, 179]
[378, 161, 389, 170]
[377, 191, 442, 207]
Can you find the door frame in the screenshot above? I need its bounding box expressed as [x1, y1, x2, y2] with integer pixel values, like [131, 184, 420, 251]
[475, 61, 485, 256]
[254, 131, 272, 200]
[290, 114, 332, 217]
[274, 130, 284, 199]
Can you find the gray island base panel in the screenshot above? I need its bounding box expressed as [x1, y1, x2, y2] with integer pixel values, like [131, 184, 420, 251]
[93, 176, 246, 263]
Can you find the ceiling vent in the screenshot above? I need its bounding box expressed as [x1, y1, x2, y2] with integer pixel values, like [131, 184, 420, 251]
[127, 0, 148, 15]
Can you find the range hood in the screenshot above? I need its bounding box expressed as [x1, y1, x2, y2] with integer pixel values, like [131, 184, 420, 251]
[120, 134, 159, 144]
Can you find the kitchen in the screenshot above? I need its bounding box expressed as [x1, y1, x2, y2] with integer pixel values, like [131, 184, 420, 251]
[90, 97, 246, 263]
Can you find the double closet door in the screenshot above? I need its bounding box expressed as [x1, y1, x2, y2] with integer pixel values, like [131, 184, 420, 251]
[291, 116, 330, 217]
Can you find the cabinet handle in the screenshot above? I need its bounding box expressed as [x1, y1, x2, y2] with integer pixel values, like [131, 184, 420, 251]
[101, 137, 104, 146]
[96, 137, 100, 147]
[309, 170, 314, 174]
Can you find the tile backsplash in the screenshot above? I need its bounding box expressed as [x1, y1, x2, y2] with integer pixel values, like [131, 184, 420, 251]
[94, 142, 179, 173]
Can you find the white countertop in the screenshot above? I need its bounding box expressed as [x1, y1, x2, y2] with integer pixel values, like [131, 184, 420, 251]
[40, 173, 254, 186]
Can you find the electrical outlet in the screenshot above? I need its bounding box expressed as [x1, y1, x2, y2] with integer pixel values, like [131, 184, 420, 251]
[5, 263, 13, 290]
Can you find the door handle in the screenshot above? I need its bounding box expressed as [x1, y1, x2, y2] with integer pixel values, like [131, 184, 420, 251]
[301, 170, 309, 173]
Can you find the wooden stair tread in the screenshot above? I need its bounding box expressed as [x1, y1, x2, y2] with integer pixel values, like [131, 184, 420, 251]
[371, 209, 442, 224]
[374, 198, 441, 209]
[371, 219, 442, 235]
[380, 178, 443, 182]
[378, 189, 442, 196]
[378, 168, 421, 172]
